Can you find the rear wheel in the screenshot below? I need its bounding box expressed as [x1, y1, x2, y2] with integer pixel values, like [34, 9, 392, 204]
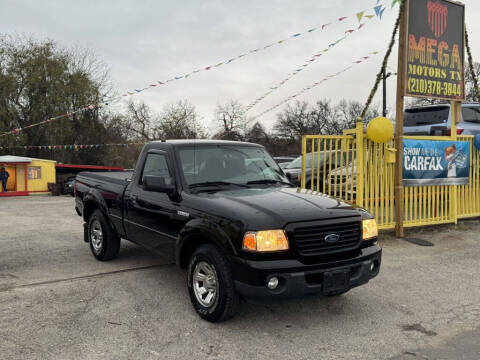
[187, 244, 238, 322]
[88, 210, 120, 261]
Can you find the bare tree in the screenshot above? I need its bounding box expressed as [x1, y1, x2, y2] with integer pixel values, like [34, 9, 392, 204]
[273, 101, 311, 140]
[122, 100, 205, 141]
[273, 99, 381, 141]
[213, 100, 247, 140]
[122, 100, 159, 141]
[310, 100, 336, 134]
[334, 99, 380, 129]
[465, 61, 480, 102]
[159, 100, 205, 139]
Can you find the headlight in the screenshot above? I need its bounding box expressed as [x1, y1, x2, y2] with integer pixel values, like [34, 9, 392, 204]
[243, 230, 289, 252]
[362, 219, 378, 240]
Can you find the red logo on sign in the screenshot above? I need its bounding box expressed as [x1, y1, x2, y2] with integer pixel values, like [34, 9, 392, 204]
[428, 0, 448, 38]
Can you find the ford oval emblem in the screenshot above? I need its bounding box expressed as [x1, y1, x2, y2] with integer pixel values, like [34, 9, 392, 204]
[324, 234, 340, 243]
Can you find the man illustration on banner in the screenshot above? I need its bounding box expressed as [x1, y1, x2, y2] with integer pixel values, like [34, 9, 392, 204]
[445, 144, 457, 178]
[445, 144, 468, 178]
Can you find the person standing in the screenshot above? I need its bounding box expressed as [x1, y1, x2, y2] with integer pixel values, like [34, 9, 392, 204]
[0, 167, 9, 192]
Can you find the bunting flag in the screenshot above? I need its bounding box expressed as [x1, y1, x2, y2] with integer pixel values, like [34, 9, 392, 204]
[356, 11, 365, 22]
[0, 1, 398, 138]
[98, 1, 392, 104]
[0, 103, 106, 138]
[246, 11, 382, 112]
[374, 4, 386, 19]
[250, 50, 381, 121]
[0, 143, 145, 151]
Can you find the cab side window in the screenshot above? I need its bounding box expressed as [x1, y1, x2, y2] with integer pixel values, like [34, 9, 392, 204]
[141, 153, 172, 185]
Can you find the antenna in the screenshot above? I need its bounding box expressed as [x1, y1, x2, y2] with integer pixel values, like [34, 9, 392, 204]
[193, 113, 197, 184]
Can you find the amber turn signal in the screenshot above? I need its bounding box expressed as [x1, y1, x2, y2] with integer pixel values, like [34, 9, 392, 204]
[362, 219, 378, 240]
[243, 230, 289, 252]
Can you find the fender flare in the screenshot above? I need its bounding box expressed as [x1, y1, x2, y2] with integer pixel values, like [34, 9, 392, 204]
[82, 189, 116, 232]
[176, 218, 238, 268]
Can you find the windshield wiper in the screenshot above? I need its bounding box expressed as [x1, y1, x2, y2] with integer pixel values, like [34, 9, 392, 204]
[189, 181, 250, 189]
[247, 179, 293, 186]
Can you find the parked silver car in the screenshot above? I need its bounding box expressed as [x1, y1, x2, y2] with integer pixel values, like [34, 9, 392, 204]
[283, 151, 344, 187]
[273, 156, 297, 169]
[403, 103, 480, 136]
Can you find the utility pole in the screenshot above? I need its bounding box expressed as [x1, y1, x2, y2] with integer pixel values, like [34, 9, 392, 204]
[382, 70, 395, 117]
[383, 69, 388, 117]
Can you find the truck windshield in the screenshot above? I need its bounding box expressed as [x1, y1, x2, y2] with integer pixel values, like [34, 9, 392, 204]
[178, 145, 290, 187]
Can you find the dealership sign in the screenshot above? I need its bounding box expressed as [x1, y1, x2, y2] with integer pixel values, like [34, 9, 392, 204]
[403, 139, 469, 185]
[405, 0, 465, 100]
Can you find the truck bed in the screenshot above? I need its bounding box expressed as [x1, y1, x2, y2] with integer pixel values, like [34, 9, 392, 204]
[77, 170, 133, 186]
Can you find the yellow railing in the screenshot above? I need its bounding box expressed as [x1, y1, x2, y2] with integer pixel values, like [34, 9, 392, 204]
[300, 134, 356, 202]
[301, 127, 480, 230]
[457, 135, 480, 219]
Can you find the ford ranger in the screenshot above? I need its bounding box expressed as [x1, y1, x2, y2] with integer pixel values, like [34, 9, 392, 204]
[74, 140, 381, 322]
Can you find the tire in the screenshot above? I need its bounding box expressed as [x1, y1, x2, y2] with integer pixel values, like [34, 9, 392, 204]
[87, 209, 120, 261]
[187, 244, 238, 322]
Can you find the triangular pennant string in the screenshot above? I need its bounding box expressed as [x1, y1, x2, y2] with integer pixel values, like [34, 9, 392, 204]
[1, 3, 392, 138]
[250, 50, 380, 120]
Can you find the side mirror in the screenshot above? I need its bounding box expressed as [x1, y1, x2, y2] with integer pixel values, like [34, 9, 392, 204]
[143, 175, 175, 194]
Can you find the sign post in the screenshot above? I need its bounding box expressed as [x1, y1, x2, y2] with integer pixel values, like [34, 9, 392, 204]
[395, 0, 465, 237]
[395, 0, 408, 238]
[450, 99, 461, 223]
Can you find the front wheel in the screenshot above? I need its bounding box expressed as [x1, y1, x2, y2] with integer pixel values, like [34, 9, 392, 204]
[87, 210, 120, 261]
[187, 244, 238, 322]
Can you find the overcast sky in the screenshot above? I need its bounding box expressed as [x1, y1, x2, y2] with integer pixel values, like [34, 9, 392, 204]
[2, 0, 480, 133]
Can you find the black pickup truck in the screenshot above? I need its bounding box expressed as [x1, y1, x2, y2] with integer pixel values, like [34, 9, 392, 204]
[75, 140, 381, 322]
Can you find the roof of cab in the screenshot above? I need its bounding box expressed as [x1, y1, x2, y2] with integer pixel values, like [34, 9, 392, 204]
[147, 139, 261, 147]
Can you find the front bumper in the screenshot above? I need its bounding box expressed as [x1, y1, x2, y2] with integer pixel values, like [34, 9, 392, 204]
[231, 244, 381, 300]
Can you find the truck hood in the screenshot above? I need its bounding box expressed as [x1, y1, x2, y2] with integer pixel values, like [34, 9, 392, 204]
[192, 186, 363, 229]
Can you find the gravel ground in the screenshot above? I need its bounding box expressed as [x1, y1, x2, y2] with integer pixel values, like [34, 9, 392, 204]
[0, 196, 479, 360]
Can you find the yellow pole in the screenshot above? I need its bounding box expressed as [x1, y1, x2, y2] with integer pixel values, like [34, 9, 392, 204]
[450, 100, 461, 223]
[355, 119, 364, 208]
[450, 101, 458, 140]
[394, 0, 408, 238]
[301, 136, 307, 189]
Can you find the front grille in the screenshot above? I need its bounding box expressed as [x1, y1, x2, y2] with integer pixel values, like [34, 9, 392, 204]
[292, 220, 362, 256]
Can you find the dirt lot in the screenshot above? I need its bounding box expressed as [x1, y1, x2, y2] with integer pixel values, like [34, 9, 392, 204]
[1, 196, 480, 360]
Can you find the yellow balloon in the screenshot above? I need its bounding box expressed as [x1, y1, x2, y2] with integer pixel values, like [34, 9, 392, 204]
[366, 117, 394, 143]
